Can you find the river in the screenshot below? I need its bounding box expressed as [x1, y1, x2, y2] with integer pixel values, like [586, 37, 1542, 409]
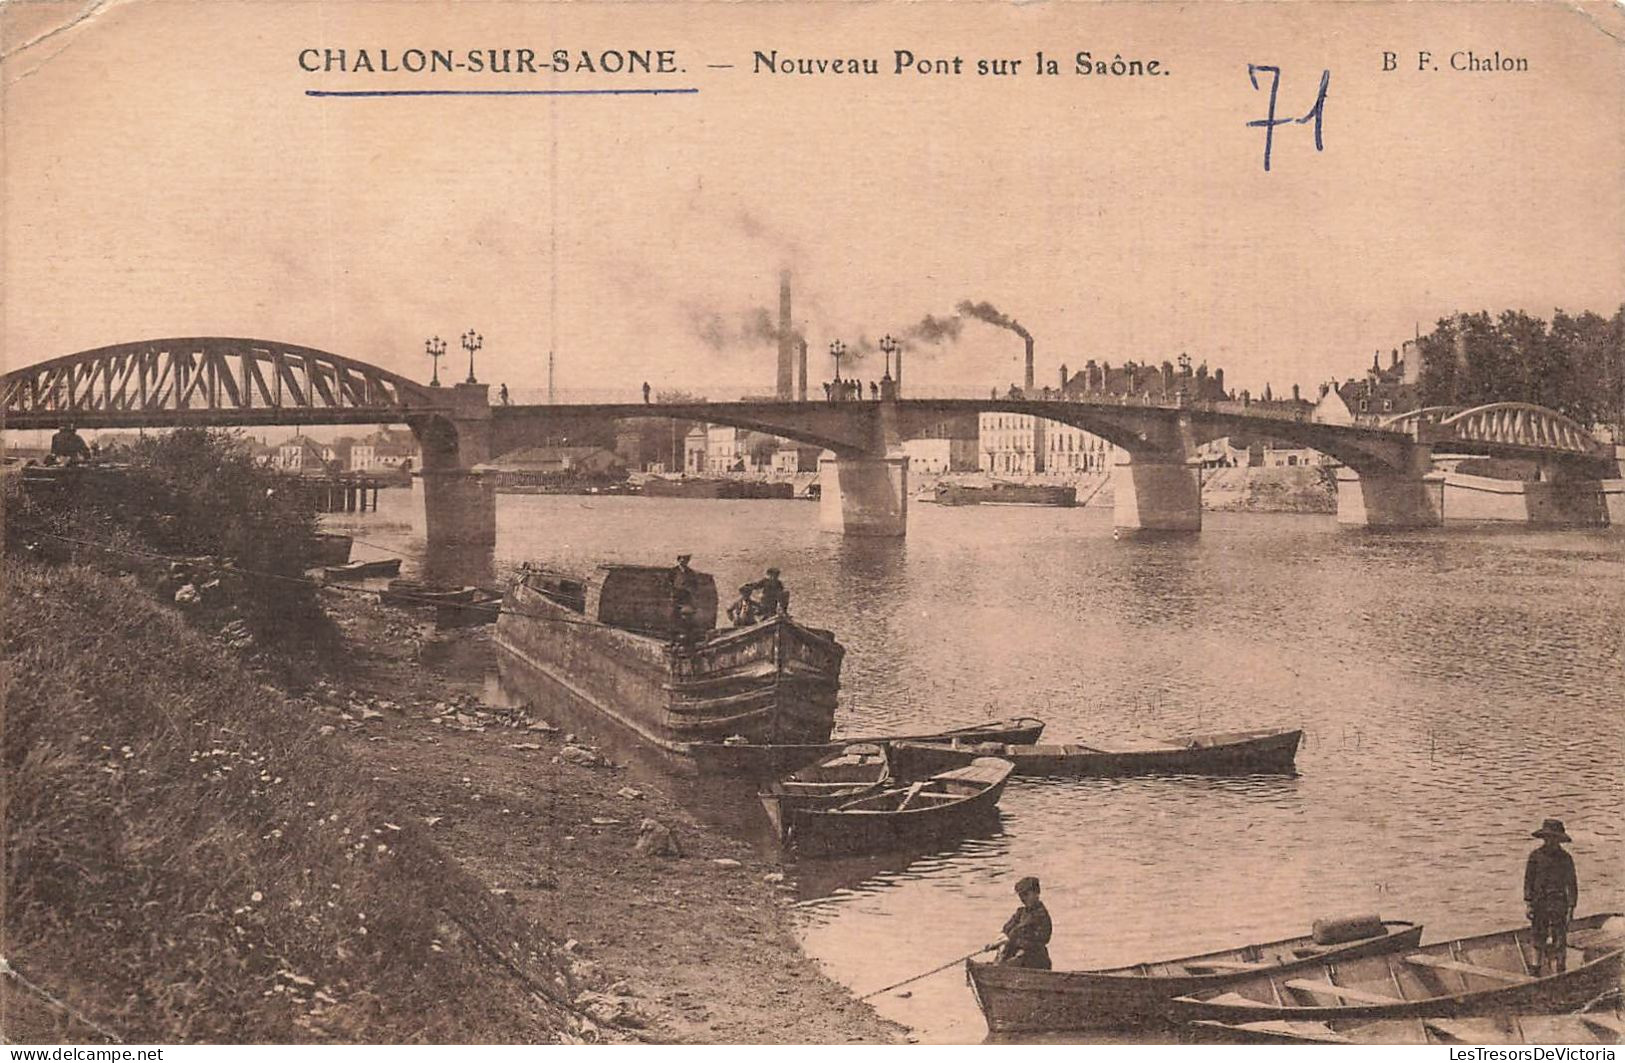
[334, 487, 1625, 1044]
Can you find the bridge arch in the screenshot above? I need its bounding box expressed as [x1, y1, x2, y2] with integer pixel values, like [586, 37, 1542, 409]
[1439, 402, 1608, 457]
[1, 337, 445, 430]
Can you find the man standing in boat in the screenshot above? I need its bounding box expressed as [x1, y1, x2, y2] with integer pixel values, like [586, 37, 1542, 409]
[670, 554, 699, 643]
[992, 876, 1052, 969]
[745, 567, 790, 616]
[1525, 818, 1579, 974]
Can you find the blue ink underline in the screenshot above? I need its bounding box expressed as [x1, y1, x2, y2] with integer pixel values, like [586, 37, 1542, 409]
[305, 88, 699, 98]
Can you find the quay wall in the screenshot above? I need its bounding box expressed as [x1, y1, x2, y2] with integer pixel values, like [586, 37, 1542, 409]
[1441, 471, 1619, 526]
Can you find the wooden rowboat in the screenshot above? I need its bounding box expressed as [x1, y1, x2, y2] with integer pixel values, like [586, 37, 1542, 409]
[434, 587, 505, 629]
[1172, 913, 1625, 1024]
[1192, 1006, 1625, 1045]
[758, 743, 890, 841]
[380, 579, 479, 607]
[324, 558, 403, 580]
[683, 717, 1045, 777]
[784, 757, 1013, 856]
[309, 532, 353, 567]
[895, 728, 1301, 779]
[965, 916, 1424, 1032]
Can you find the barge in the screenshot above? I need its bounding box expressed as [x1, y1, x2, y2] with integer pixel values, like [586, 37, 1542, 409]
[934, 482, 1077, 507]
[493, 562, 844, 770]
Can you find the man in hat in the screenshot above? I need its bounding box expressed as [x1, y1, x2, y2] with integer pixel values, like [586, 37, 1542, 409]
[992, 876, 1052, 969]
[1524, 818, 1579, 974]
[744, 567, 790, 616]
[669, 554, 698, 642]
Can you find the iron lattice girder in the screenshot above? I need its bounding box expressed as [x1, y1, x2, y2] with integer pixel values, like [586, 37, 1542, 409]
[1439, 403, 1607, 457]
[0, 338, 448, 429]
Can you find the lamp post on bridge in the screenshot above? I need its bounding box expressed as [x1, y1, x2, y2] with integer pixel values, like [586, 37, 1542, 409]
[461, 329, 483, 385]
[425, 335, 446, 387]
[829, 339, 846, 383]
[879, 334, 899, 401]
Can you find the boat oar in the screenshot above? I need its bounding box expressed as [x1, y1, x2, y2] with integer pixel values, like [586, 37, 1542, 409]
[856, 943, 1000, 1001]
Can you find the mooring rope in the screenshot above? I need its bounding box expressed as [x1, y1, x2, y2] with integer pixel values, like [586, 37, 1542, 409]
[0, 956, 124, 1043]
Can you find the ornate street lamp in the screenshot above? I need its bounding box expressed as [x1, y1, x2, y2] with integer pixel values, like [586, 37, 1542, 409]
[461, 328, 483, 385]
[425, 335, 446, 387]
[829, 339, 847, 382]
[879, 334, 899, 379]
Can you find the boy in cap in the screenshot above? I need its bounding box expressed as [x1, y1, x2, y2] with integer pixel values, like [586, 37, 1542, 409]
[745, 566, 790, 616]
[1524, 818, 1579, 974]
[993, 876, 1052, 969]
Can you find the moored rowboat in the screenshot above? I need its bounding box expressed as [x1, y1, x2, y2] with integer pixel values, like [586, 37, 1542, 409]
[1191, 1006, 1625, 1045]
[324, 558, 403, 580]
[965, 915, 1423, 1032]
[895, 728, 1301, 779]
[786, 757, 1014, 856]
[379, 579, 479, 607]
[757, 743, 890, 841]
[684, 717, 1045, 777]
[1172, 913, 1625, 1024]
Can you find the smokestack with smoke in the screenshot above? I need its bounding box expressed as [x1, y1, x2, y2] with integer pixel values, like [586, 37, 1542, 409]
[777, 271, 794, 400]
[956, 300, 1034, 392]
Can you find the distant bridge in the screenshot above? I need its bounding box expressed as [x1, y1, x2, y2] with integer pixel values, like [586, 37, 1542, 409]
[3, 337, 1619, 539]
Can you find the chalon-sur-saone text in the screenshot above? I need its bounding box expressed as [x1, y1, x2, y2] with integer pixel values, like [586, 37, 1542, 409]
[297, 48, 683, 74]
[751, 50, 1168, 76]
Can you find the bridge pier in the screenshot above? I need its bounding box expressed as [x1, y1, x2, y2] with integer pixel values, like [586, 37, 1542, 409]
[414, 382, 497, 554]
[1335, 465, 1445, 528]
[1113, 452, 1201, 536]
[420, 470, 497, 548]
[818, 453, 909, 537]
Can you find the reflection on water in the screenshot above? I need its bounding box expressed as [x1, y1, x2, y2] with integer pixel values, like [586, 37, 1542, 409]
[338, 489, 1625, 1044]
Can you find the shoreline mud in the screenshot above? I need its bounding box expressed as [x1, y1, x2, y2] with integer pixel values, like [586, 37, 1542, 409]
[309, 585, 909, 1044]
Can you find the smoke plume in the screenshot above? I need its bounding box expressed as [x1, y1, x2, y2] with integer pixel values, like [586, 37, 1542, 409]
[687, 303, 802, 350]
[956, 300, 1032, 342]
[904, 313, 963, 346]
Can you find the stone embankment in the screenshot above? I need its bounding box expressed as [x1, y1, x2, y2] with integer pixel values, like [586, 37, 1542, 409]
[1200, 466, 1337, 514]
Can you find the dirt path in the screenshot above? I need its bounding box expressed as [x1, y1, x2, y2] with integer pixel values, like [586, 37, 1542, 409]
[309, 587, 907, 1045]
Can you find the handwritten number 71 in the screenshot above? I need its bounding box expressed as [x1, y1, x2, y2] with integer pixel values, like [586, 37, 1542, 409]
[1247, 65, 1330, 172]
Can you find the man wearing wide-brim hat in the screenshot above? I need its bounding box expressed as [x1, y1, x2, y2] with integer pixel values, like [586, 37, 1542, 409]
[1524, 818, 1579, 974]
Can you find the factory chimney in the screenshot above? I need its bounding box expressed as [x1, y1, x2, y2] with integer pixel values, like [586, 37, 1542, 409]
[1024, 336, 1034, 393]
[777, 270, 794, 400]
[797, 336, 808, 401]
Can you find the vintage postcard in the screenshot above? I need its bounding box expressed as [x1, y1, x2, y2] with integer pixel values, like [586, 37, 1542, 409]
[3, 0, 1623, 1049]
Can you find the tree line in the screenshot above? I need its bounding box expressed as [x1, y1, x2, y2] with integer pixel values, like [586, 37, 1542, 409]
[1416, 308, 1625, 428]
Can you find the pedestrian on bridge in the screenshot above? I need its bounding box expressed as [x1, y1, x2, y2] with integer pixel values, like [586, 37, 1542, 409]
[643, 381, 652, 404]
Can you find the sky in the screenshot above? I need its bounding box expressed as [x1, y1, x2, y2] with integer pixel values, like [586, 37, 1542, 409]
[4, 0, 1623, 404]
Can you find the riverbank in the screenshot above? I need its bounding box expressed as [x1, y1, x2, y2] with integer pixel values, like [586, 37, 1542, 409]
[0, 559, 905, 1044]
[315, 587, 908, 1044]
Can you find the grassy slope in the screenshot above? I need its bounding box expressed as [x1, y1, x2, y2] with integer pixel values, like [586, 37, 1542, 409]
[1, 560, 580, 1044]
